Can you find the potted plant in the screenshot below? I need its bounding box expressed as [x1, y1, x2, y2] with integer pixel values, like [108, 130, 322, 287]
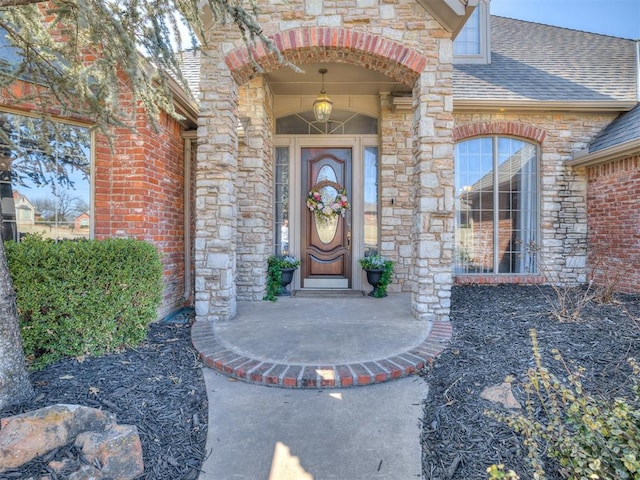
[359, 255, 394, 298]
[264, 255, 301, 301]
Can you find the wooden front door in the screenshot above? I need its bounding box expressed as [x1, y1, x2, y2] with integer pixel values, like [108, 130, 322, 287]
[301, 147, 352, 288]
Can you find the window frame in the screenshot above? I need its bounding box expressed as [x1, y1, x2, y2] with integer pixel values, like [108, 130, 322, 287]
[454, 134, 540, 275]
[0, 107, 95, 241]
[453, 0, 491, 65]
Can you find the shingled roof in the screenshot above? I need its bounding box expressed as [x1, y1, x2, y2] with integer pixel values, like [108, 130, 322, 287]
[454, 16, 638, 105]
[181, 17, 637, 107]
[589, 104, 640, 152]
[177, 49, 201, 100]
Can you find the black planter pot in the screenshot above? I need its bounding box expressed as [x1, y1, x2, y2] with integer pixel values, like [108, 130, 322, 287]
[278, 267, 296, 296]
[364, 268, 387, 297]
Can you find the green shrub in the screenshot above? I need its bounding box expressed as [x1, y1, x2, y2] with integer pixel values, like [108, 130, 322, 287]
[6, 236, 163, 368]
[487, 330, 640, 480]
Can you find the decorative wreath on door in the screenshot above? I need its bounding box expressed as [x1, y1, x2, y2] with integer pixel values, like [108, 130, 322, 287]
[306, 186, 350, 221]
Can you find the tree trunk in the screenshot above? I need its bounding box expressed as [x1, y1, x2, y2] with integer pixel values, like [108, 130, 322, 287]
[0, 234, 33, 410]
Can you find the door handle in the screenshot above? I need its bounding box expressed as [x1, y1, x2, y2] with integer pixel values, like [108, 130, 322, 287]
[346, 231, 351, 250]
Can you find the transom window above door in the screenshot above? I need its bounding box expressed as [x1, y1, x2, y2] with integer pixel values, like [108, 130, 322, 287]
[276, 110, 377, 135]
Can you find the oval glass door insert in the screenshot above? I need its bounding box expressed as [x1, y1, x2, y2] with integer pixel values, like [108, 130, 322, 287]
[316, 184, 339, 243]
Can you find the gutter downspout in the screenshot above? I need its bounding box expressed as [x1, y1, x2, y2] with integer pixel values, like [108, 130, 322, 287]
[182, 131, 197, 305]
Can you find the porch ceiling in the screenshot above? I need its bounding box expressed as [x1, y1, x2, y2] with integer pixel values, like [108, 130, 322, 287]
[266, 63, 408, 96]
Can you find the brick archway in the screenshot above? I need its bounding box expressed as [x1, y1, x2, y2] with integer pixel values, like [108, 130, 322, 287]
[224, 26, 428, 86]
[453, 121, 546, 143]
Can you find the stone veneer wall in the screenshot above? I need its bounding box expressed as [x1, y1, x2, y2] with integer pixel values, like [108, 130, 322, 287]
[452, 113, 617, 284]
[197, 0, 456, 321]
[236, 77, 275, 300]
[410, 57, 455, 321]
[378, 94, 414, 293]
[585, 155, 640, 293]
[196, 27, 242, 322]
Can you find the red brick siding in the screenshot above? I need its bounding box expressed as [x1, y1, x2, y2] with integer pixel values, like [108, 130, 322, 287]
[586, 155, 640, 294]
[453, 121, 546, 143]
[4, 77, 192, 318]
[455, 274, 545, 285]
[1, 12, 192, 316]
[94, 107, 188, 316]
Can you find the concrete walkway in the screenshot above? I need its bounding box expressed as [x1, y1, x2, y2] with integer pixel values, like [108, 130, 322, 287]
[193, 293, 452, 479]
[199, 369, 426, 479]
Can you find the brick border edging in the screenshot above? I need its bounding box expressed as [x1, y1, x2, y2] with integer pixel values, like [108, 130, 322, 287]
[191, 320, 452, 389]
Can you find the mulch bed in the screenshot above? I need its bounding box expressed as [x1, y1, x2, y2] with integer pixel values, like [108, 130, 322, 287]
[421, 285, 640, 480]
[0, 322, 208, 480]
[2, 286, 639, 480]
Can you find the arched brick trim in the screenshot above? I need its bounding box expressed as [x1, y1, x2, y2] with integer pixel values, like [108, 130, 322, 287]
[225, 27, 427, 86]
[453, 122, 546, 143]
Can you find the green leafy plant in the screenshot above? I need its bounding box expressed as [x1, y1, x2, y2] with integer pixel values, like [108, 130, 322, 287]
[486, 329, 640, 480]
[6, 235, 163, 369]
[264, 255, 300, 302]
[487, 464, 519, 479]
[359, 255, 394, 298]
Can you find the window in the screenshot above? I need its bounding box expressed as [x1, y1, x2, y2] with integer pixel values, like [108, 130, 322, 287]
[453, 0, 490, 64]
[0, 112, 91, 241]
[454, 7, 480, 55]
[0, 28, 22, 74]
[363, 146, 379, 256]
[454, 136, 538, 274]
[276, 110, 377, 135]
[274, 146, 289, 256]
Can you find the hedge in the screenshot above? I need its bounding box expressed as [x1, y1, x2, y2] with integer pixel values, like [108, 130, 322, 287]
[5, 236, 163, 368]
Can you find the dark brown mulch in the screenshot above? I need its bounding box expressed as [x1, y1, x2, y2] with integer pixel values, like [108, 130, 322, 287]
[421, 285, 640, 480]
[0, 322, 208, 480]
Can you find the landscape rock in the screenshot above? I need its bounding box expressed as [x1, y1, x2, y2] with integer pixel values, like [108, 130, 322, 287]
[0, 404, 116, 471]
[480, 382, 522, 410]
[74, 424, 144, 480]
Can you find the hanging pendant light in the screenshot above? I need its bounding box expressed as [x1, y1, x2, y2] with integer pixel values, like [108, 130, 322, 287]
[313, 68, 333, 123]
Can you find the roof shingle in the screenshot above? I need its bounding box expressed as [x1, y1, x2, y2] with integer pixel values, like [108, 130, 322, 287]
[454, 16, 638, 103]
[589, 104, 640, 152]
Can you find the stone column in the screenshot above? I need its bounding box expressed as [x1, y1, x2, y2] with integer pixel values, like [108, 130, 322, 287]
[195, 39, 240, 322]
[410, 40, 455, 322]
[236, 77, 274, 300]
[378, 93, 414, 293]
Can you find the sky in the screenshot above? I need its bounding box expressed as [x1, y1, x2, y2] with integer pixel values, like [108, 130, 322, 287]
[490, 0, 640, 40]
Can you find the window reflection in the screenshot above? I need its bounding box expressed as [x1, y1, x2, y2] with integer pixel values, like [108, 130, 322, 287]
[454, 8, 480, 55]
[274, 147, 289, 256]
[315, 213, 338, 244]
[0, 112, 91, 241]
[364, 146, 378, 256]
[455, 137, 537, 274]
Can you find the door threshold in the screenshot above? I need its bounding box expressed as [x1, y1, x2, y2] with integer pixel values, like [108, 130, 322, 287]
[293, 289, 365, 297]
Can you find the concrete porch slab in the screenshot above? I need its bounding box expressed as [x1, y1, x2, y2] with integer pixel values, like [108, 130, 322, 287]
[191, 294, 452, 388]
